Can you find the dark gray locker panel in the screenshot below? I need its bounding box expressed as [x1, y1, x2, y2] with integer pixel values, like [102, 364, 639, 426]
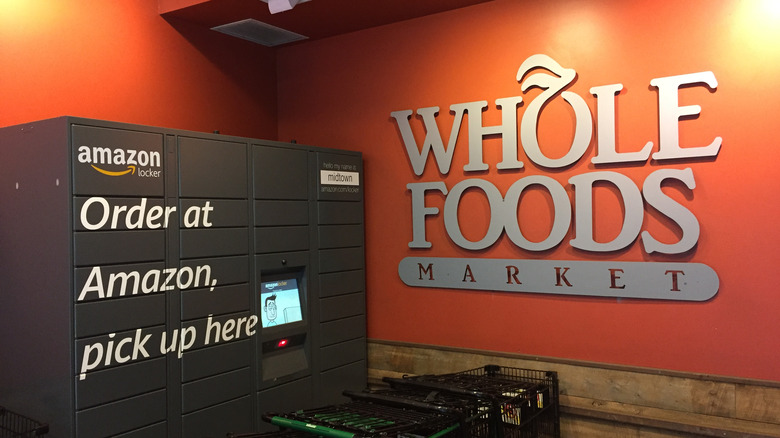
[112, 422, 167, 438]
[73, 229, 165, 266]
[0, 118, 74, 436]
[319, 270, 365, 298]
[181, 339, 252, 383]
[256, 377, 315, 422]
[178, 136, 248, 198]
[181, 283, 250, 321]
[180, 227, 249, 258]
[180, 255, 249, 287]
[317, 201, 363, 225]
[255, 251, 309, 277]
[72, 125, 165, 197]
[74, 261, 167, 302]
[75, 294, 166, 337]
[180, 199, 248, 228]
[75, 326, 166, 378]
[319, 247, 364, 273]
[76, 357, 166, 409]
[185, 312, 256, 352]
[320, 292, 365, 322]
[320, 315, 366, 347]
[74, 196, 168, 231]
[181, 368, 251, 414]
[76, 389, 166, 438]
[255, 200, 308, 226]
[262, 347, 309, 382]
[320, 338, 366, 371]
[254, 146, 308, 200]
[318, 361, 367, 406]
[319, 224, 363, 249]
[181, 396, 253, 438]
[255, 226, 309, 253]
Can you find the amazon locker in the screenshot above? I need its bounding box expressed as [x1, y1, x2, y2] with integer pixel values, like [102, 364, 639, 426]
[0, 116, 366, 437]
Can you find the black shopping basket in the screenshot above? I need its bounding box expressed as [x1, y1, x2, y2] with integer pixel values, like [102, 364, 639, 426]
[0, 407, 48, 438]
[384, 365, 560, 438]
[344, 388, 491, 438]
[262, 399, 464, 438]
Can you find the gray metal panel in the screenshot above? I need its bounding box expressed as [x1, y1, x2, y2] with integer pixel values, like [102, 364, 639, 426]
[262, 347, 309, 381]
[180, 255, 249, 287]
[185, 312, 255, 352]
[254, 145, 308, 200]
[75, 294, 166, 337]
[178, 136, 248, 198]
[181, 396, 253, 438]
[181, 367, 251, 414]
[181, 283, 250, 321]
[318, 224, 363, 249]
[165, 133, 178, 199]
[319, 270, 365, 298]
[76, 357, 166, 409]
[73, 230, 165, 266]
[180, 199, 248, 228]
[255, 226, 309, 253]
[256, 377, 315, 425]
[74, 261, 166, 302]
[255, 200, 309, 226]
[319, 247, 364, 273]
[0, 118, 75, 436]
[255, 251, 309, 277]
[180, 227, 249, 258]
[112, 422, 167, 438]
[320, 338, 366, 371]
[318, 360, 367, 406]
[317, 201, 363, 225]
[71, 124, 165, 197]
[320, 315, 366, 346]
[76, 389, 167, 438]
[75, 326, 167, 377]
[74, 196, 167, 231]
[181, 339, 252, 383]
[320, 292, 365, 322]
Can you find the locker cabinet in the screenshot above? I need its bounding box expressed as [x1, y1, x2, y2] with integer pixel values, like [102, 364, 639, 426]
[0, 117, 366, 437]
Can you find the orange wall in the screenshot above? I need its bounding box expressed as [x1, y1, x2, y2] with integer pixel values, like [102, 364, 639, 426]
[2, 0, 778, 382]
[0, 0, 277, 138]
[277, 0, 780, 381]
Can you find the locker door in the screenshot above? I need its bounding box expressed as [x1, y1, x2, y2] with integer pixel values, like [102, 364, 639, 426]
[177, 136, 253, 437]
[71, 124, 168, 436]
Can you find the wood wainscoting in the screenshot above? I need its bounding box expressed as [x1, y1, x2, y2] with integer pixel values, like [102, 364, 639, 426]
[367, 340, 780, 438]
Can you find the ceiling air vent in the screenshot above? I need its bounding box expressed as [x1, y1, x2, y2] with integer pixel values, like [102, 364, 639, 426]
[211, 18, 308, 47]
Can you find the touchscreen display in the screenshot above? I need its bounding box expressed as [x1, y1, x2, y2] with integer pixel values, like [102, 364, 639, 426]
[260, 278, 303, 328]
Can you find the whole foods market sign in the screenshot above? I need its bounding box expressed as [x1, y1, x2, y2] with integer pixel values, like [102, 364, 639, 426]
[392, 54, 720, 301]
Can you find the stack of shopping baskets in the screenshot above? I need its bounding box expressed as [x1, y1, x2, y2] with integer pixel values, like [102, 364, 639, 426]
[231, 365, 559, 438]
[0, 406, 48, 438]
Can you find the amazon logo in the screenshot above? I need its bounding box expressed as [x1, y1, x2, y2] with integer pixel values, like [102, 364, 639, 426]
[91, 164, 136, 176]
[77, 145, 161, 178]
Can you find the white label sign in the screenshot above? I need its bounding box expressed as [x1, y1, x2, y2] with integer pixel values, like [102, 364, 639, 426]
[321, 170, 359, 186]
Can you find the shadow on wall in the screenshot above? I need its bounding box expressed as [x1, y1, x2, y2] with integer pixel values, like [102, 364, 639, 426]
[160, 14, 279, 139]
